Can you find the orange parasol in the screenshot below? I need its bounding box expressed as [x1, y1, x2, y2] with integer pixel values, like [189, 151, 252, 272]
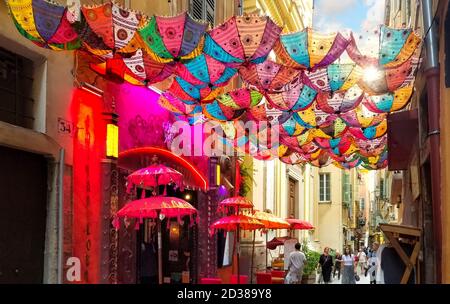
[210, 214, 264, 232]
[248, 210, 290, 282]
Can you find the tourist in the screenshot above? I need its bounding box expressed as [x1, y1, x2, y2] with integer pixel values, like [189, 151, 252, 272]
[319, 247, 334, 284]
[285, 243, 307, 284]
[341, 246, 357, 284]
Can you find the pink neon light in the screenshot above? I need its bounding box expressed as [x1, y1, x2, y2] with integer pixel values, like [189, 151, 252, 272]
[119, 147, 209, 191]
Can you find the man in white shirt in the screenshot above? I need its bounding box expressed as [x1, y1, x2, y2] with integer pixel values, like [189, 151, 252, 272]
[285, 243, 307, 284]
[357, 247, 367, 275]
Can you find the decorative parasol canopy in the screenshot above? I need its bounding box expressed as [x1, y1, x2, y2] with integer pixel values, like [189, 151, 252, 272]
[127, 163, 184, 191]
[203, 14, 282, 65]
[210, 214, 264, 232]
[266, 236, 296, 250]
[115, 196, 197, 221]
[275, 28, 349, 70]
[286, 218, 314, 230]
[8, 0, 81, 50]
[239, 59, 301, 92]
[176, 53, 238, 88]
[138, 12, 208, 63]
[251, 210, 291, 230]
[218, 196, 254, 212]
[362, 86, 413, 113]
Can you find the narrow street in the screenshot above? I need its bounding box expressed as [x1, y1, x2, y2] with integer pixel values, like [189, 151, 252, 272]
[0, 0, 449, 288]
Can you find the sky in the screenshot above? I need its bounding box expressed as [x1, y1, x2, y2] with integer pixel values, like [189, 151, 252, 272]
[313, 0, 386, 58]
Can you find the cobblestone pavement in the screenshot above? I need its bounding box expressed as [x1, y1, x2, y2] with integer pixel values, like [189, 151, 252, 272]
[315, 269, 371, 284]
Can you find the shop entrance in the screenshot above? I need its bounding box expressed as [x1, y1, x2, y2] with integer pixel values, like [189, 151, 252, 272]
[135, 185, 198, 284]
[0, 146, 47, 283]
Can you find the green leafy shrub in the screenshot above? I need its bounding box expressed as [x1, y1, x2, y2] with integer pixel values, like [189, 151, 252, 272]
[302, 244, 321, 276]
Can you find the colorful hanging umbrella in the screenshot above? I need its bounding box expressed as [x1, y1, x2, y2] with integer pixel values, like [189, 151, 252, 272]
[355, 135, 387, 156]
[362, 86, 413, 113]
[7, 0, 81, 50]
[114, 196, 197, 285]
[358, 56, 420, 95]
[307, 149, 334, 167]
[166, 76, 224, 104]
[274, 28, 349, 70]
[340, 106, 387, 128]
[202, 89, 263, 121]
[158, 92, 202, 115]
[203, 14, 282, 65]
[238, 59, 301, 92]
[327, 63, 363, 93]
[378, 25, 421, 68]
[137, 12, 208, 63]
[76, 1, 148, 56]
[316, 85, 364, 114]
[279, 151, 311, 165]
[348, 119, 387, 140]
[277, 112, 308, 136]
[90, 49, 175, 85]
[319, 117, 350, 138]
[176, 53, 238, 87]
[265, 78, 318, 112]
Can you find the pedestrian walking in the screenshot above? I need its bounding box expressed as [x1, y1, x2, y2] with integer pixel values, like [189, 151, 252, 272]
[341, 246, 357, 284]
[333, 251, 342, 280]
[319, 247, 333, 284]
[285, 243, 307, 284]
[367, 242, 380, 284]
[357, 247, 367, 275]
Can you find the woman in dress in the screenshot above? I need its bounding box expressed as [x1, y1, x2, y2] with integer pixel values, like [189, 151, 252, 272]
[319, 247, 334, 284]
[341, 246, 357, 284]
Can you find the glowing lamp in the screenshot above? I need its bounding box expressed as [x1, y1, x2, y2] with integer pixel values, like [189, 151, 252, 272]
[216, 164, 221, 186]
[106, 124, 119, 158]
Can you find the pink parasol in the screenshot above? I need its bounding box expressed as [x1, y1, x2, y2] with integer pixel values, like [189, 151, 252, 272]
[114, 196, 198, 285]
[115, 196, 197, 220]
[126, 162, 184, 194]
[286, 218, 315, 230]
[217, 196, 254, 213]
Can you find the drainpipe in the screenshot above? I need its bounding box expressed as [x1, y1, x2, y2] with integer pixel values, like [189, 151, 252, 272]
[421, 0, 441, 283]
[57, 148, 65, 284]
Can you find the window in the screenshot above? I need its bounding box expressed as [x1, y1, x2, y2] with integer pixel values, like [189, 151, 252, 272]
[0, 47, 34, 129]
[342, 172, 351, 205]
[288, 178, 297, 217]
[319, 173, 331, 202]
[189, 0, 215, 26]
[380, 179, 385, 199]
[360, 198, 365, 210]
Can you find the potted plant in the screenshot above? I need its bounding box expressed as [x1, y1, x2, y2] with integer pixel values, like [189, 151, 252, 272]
[301, 244, 321, 284]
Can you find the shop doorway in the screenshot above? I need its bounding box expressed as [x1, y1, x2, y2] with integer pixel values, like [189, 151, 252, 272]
[0, 146, 48, 283]
[135, 185, 198, 284]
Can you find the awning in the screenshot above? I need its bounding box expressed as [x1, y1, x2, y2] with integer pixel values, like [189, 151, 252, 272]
[387, 109, 419, 170]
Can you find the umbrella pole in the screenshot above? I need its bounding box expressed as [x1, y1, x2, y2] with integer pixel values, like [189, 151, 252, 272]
[250, 230, 256, 283]
[266, 233, 268, 270]
[237, 226, 240, 284]
[157, 211, 163, 285]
